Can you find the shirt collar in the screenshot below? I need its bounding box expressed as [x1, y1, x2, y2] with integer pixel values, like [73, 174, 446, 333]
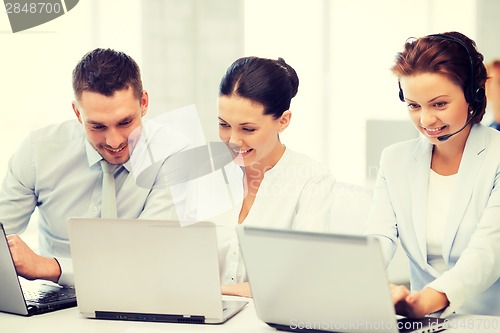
[85, 139, 102, 168]
[261, 146, 289, 178]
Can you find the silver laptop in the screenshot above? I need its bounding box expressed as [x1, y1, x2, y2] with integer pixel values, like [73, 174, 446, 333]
[68, 218, 247, 324]
[236, 226, 447, 333]
[0, 222, 77, 316]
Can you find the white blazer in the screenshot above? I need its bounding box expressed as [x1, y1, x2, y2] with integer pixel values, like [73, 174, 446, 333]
[366, 124, 500, 316]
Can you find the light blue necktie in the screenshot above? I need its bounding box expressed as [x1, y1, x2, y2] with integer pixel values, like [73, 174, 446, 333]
[100, 160, 117, 218]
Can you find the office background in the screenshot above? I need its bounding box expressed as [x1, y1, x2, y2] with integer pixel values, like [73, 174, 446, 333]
[1, 0, 499, 264]
[1, 0, 500, 185]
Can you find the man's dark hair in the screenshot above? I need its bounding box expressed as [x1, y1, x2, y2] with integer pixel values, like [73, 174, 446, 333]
[72, 48, 143, 101]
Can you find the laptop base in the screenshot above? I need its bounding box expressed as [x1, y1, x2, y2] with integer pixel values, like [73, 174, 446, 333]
[96, 311, 206, 324]
[93, 300, 248, 324]
[25, 297, 77, 316]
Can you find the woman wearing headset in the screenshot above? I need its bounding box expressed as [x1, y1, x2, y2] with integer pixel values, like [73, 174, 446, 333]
[366, 32, 500, 317]
[216, 56, 335, 297]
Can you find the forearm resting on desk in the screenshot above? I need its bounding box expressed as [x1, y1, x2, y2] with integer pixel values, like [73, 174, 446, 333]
[221, 282, 252, 298]
[6, 234, 62, 283]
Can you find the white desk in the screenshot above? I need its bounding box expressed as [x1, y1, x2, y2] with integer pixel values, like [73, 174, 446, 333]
[1, 298, 499, 333]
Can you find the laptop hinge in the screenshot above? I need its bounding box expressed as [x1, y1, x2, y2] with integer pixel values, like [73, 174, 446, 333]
[95, 311, 206, 324]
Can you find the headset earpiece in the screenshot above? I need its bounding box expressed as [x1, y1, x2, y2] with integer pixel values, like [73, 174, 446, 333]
[473, 87, 485, 103]
[400, 33, 484, 111]
[465, 87, 485, 112]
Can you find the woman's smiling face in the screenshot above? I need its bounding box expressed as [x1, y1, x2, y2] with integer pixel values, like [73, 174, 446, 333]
[218, 95, 289, 168]
[400, 72, 470, 145]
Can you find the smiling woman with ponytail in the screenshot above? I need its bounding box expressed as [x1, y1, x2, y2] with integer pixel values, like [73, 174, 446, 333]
[215, 56, 336, 297]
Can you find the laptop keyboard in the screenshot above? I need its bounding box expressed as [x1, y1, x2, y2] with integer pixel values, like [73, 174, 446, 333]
[24, 289, 75, 304]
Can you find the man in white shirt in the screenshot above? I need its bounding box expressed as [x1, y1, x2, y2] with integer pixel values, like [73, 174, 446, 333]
[0, 48, 180, 286]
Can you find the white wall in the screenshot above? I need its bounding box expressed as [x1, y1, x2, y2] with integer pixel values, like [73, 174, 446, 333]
[140, 0, 244, 142]
[244, 0, 480, 186]
[244, 0, 328, 170]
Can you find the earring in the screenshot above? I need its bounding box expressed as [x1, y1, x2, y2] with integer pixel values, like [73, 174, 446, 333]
[469, 109, 474, 115]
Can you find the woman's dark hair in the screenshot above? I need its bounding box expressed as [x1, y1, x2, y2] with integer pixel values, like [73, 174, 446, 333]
[72, 48, 143, 101]
[219, 56, 299, 119]
[392, 31, 487, 124]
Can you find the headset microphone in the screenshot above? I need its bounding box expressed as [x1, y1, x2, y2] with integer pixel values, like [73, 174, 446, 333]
[437, 110, 475, 141]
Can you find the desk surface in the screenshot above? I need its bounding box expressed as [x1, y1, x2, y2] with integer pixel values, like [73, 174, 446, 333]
[1, 298, 499, 333]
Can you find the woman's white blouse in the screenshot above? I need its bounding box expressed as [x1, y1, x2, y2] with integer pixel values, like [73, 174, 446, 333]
[213, 148, 336, 285]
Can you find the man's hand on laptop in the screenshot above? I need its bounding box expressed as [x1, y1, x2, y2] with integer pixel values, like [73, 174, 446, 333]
[221, 282, 252, 298]
[390, 284, 449, 318]
[6, 235, 62, 283]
